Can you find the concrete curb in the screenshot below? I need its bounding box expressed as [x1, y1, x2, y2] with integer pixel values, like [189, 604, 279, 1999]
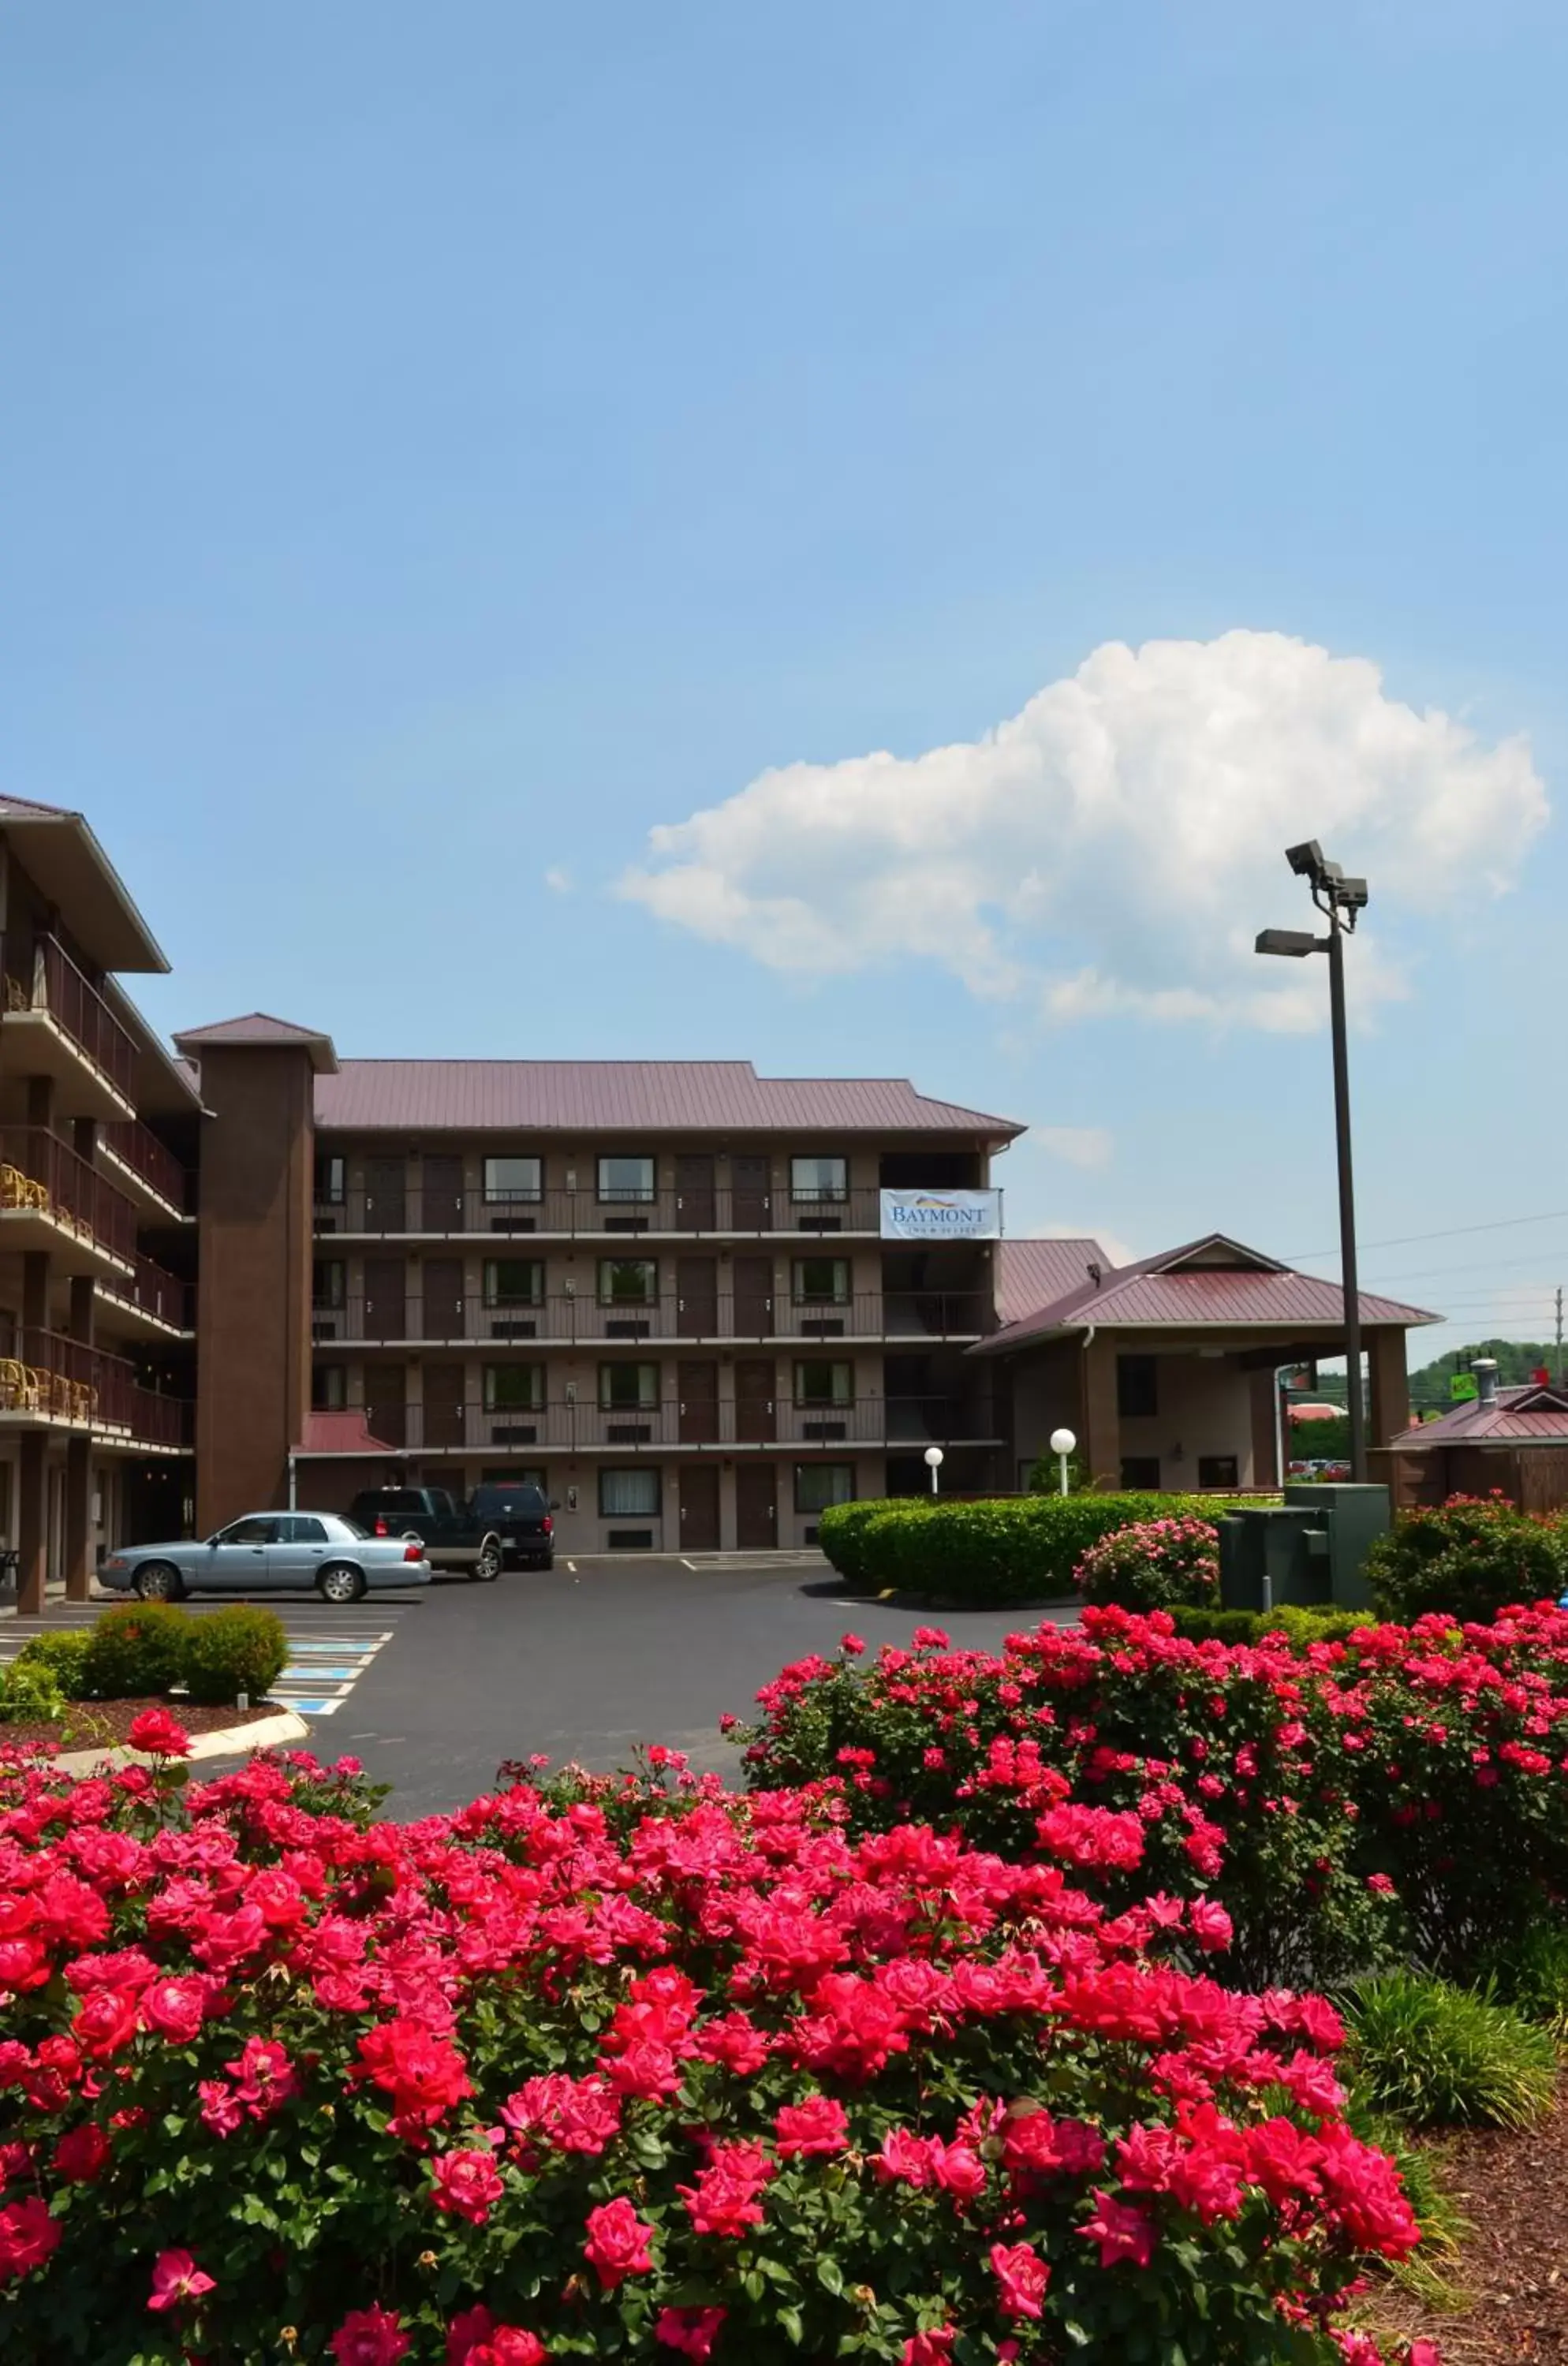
[47, 1708, 311, 1778]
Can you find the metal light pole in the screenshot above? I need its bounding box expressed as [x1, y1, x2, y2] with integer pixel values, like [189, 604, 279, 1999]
[924, 1445, 944, 1496]
[1256, 841, 1369, 1482]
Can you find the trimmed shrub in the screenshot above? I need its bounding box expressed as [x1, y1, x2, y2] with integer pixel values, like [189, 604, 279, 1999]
[0, 1659, 67, 1725]
[181, 1603, 289, 1705]
[1076, 1515, 1220, 1610]
[1346, 1972, 1557, 2131]
[830, 1491, 1250, 1607]
[78, 1601, 189, 1698]
[815, 1495, 928, 1586]
[13, 1628, 91, 1699]
[1170, 1604, 1374, 1648]
[1366, 1491, 1568, 1623]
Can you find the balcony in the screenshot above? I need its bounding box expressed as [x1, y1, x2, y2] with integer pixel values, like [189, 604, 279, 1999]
[99, 1118, 191, 1222]
[2, 938, 136, 1119]
[311, 1289, 994, 1347]
[0, 1129, 137, 1278]
[0, 1329, 191, 1450]
[313, 1182, 887, 1240]
[96, 1251, 194, 1341]
[341, 1395, 1001, 1455]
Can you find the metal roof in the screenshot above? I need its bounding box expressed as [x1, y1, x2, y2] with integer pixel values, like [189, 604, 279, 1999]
[995, 1238, 1107, 1326]
[972, 1231, 1441, 1353]
[174, 1013, 340, 1075]
[0, 797, 169, 974]
[294, 1410, 400, 1457]
[310, 1060, 1023, 1138]
[1395, 1384, 1568, 1446]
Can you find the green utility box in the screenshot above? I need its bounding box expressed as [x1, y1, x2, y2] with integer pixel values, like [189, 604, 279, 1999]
[1282, 1483, 1391, 1611]
[1218, 1506, 1332, 1612]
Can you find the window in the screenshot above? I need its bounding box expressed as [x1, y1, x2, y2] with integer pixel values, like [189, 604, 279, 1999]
[1120, 1457, 1162, 1491]
[792, 1258, 850, 1304]
[483, 1156, 542, 1204]
[598, 1155, 655, 1204]
[1197, 1455, 1240, 1491]
[314, 1152, 345, 1205]
[599, 1468, 661, 1517]
[484, 1259, 544, 1307]
[219, 1516, 278, 1544]
[281, 1516, 327, 1545]
[1117, 1354, 1159, 1420]
[483, 1365, 545, 1413]
[790, 1155, 848, 1204]
[599, 1258, 658, 1306]
[794, 1463, 855, 1513]
[599, 1362, 659, 1409]
[312, 1259, 346, 1308]
[480, 1468, 547, 1490]
[311, 1364, 348, 1412]
[793, 1360, 853, 1406]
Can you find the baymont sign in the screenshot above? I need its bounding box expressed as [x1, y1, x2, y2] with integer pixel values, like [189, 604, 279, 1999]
[879, 1188, 1002, 1241]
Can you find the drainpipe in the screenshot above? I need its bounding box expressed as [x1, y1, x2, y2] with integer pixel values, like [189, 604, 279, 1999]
[1273, 1365, 1293, 1493]
[1081, 1322, 1096, 1482]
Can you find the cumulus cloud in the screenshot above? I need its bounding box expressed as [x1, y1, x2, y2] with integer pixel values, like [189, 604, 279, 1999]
[620, 632, 1547, 1032]
[545, 866, 573, 895]
[1032, 1125, 1113, 1169]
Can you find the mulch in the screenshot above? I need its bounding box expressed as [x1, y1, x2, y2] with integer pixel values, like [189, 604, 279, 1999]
[1364, 2078, 1568, 2362]
[0, 1697, 286, 1753]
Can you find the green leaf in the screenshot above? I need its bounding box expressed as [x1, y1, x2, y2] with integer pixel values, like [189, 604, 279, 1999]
[816, 2255, 846, 2297]
[778, 2304, 805, 2345]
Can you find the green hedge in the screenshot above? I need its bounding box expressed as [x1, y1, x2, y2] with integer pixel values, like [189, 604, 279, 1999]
[819, 1491, 1259, 1607]
[1170, 1604, 1375, 1649]
[80, 1602, 191, 1698]
[13, 1628, 92, 1699]
[182, 1605, 289, 1706]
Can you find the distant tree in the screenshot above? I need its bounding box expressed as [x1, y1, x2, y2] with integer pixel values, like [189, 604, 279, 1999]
[1406, 1338, 1559, 1414]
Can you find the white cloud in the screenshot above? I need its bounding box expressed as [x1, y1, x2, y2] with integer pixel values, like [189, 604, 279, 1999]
[1032, 1125, 1113, 1169]
[620, 631, 1547, 1032]
[544, 867, 573, 895]
[1037, 1222, 1140, 1270]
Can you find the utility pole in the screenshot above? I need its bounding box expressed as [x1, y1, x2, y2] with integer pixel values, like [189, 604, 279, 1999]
[1556, 1286, 1563, 1390]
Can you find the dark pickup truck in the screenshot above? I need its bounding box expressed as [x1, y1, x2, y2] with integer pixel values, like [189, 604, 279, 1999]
[347, 1487, 504, 1582]
[469, 1482, 554, 1570]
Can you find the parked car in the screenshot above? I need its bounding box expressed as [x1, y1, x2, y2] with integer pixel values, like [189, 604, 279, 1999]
[99, 1513, 432, 1604]
[469, 1481, 554, 1570]
[345, 1487, 504, 1581]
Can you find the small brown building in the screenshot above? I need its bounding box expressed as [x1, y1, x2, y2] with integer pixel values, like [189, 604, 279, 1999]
[1379, 1366, 1568, 1514]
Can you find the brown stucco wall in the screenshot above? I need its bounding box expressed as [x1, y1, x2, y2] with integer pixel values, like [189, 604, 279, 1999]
[193, 1047, 315, 1528]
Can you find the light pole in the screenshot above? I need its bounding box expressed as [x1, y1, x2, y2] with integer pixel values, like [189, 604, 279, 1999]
[1256, 840, 1369, 1482]
[1048, 1427, 1077, 1497]
[924, 1445, 945, 1496]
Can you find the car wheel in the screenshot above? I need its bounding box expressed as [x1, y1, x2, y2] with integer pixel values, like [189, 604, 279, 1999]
[317, 1562, 367, 1605]
[538, 1552, 554, 1571]
[475, 1534, 502, 1583]
[133, 1561, 185, 1602]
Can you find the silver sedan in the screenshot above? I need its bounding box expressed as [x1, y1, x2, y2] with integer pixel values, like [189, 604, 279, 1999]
[99, 1513, 433, 1605]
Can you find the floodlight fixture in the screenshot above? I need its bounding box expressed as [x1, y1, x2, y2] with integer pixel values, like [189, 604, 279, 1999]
[1255, 928, 1320, 958]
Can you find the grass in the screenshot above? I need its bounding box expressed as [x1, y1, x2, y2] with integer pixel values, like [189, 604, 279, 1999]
[1346, 2085, 1470, 2311]
[1346, 1971, 1558, 2133]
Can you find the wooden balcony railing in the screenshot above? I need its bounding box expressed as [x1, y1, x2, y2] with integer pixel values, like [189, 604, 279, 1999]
[4, 938, 136, 1104]
[0, 1127, 137, 1264]
[314, 1183, 887, 1238]
[99, 1251, 192, 1331]
[347, 1395, 1002, 1454]
[100, 1118, 189, 1214]
[311, 1289, 995, 1346]
[0, 1328, 190, 1444]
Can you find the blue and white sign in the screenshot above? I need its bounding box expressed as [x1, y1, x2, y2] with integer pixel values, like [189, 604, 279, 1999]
[879, 1188, 1002, 1241]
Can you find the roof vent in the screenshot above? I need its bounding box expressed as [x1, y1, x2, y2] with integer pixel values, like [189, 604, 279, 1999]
[1086, 1260, 1103, 1289]
[1472, 1357, 1499, 1407]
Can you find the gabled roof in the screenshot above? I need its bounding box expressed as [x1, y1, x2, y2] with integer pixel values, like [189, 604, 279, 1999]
[972, 1231, 1442, 1355]
[0, 796, 168, 972]
[311, 1060, 1021, 1138]
[995, 1238, 1107, 1327]
[174, 1013, 339, 1075]
[1395, 1383, 1568, 1446]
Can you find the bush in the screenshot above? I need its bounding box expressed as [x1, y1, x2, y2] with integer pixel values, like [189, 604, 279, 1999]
[1170, 1605, 1374, 1648]
[180, 1603, 289, 1705]
[0, 1739, 1428, 2365]
[827, 1491, 1249, 1607]
[1474, 1917, 1568, 2041]
[0, 1659, 67, 1725]
[816, 1495, 928, 1586]
[1076, 1515, 1220, 1610]
[1346, 1972, 1558, 2131]
[12, 1629, 91, 1699]
[1366, 1491, 1568, 1623]
[78, 1601, 189, 1698]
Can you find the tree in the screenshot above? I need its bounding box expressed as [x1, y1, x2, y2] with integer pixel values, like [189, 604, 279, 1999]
[1406, 1338, 1559, 1415]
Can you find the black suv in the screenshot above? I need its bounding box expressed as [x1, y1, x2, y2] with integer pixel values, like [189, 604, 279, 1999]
[469, 1483, 554, 1571]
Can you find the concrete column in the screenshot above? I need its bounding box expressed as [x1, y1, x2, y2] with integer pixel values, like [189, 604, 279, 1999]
[64, 1272, 95, 1601]
[1081, 1333, 1121, 1490]
[1368, 1327, 1411, 1446]
[1249, 1370, 1280, 1488]
[16, 1431, 45, 1615]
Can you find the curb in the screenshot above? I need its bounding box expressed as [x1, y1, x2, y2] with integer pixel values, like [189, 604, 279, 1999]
[47, 1708, 311, 1778]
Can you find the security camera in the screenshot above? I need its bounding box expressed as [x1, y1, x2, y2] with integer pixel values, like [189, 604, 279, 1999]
[1337, 877, 1369, 910]
[1285, 840, 1324, 879]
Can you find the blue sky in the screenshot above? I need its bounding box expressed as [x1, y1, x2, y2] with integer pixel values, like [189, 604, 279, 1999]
[2, 2, 1565, 1364]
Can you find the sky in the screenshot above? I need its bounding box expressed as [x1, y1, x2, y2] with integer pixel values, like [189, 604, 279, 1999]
[2, 1, 1566, 1368]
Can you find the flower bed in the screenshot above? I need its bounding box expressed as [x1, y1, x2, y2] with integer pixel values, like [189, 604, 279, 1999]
[739, 1606, 1568, 1986]
[0, 1729, 1432, 2364]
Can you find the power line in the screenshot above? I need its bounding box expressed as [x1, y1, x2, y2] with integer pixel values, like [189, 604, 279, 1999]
[1282, 1204, 1568, 1262]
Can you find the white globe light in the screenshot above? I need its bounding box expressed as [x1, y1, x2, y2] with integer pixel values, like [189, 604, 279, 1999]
[923, 1446, 945, 1467]
[1049, 1427, 1077, 1457]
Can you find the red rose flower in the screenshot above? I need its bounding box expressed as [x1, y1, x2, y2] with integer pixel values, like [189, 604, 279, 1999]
[127, 1708, 191, 1759]
[583, 2196, 655, 2289]
[148, 2249, 216, 2311]
[331, 2304, 413, 2365]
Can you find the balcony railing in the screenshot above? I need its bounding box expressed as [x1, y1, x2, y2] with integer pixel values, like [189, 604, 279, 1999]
[311, 1289, 995, 1345]
[100, 1118, 189, 1215]
[340, 1395, 1000, 1454]
[128, 1386, 194, 1449]
[0, 1127, 137, 1265]
[314, 1184, 887, 1238]
[4, 938, 136, 1105]
[99, 1251, 193, 1332]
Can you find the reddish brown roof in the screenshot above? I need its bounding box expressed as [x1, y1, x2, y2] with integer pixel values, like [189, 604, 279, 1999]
[1394, 1384, 1568, 1446]
[973, 1231, 1441, 1354]
[174, 1013, 339, 1074]
[995, 1238, 1106, 1326]
[295, 1410, 400, 1457]
[312, 1060, 1022, 1138]
[0, 793, 75, 818]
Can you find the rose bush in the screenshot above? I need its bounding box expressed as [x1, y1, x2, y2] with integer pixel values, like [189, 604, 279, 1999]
[0, 1729, 1432, 2364]
[740, 1604, 1568, 1983]
[1074, 1517, 1220, 1613]
[1365, 1493, 1566, 1625]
